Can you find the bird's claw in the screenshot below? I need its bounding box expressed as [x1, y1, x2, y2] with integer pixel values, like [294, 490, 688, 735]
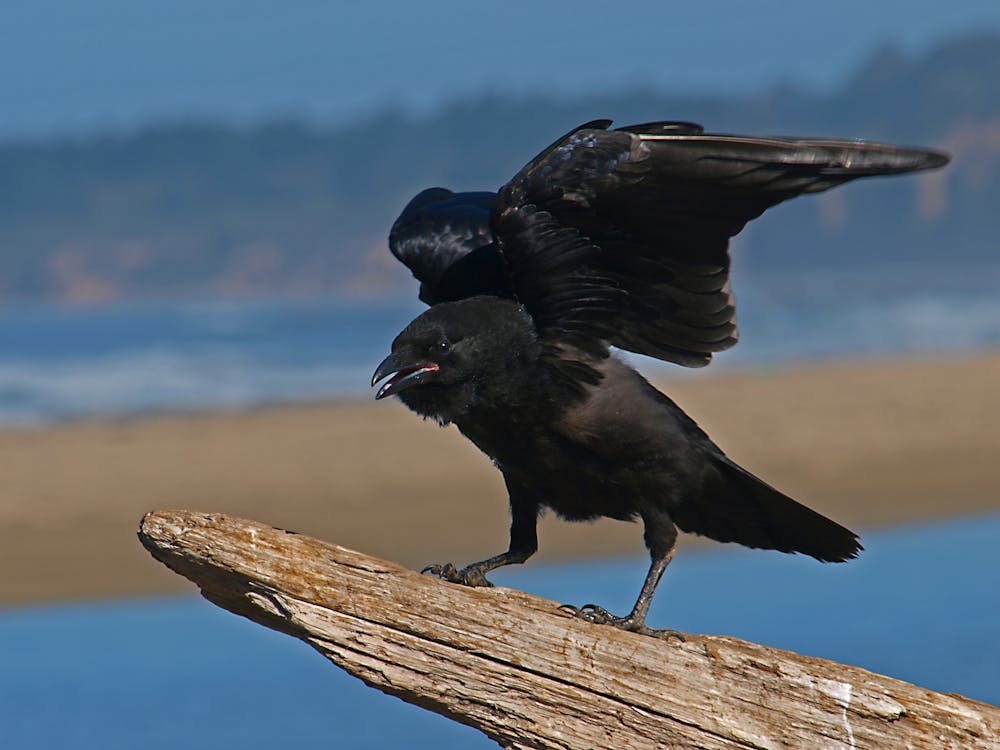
[421, 562, 494, 587]
[577, 603, 617, 624]
[421, 562, 458, 578]
[558, 602, 686, 642]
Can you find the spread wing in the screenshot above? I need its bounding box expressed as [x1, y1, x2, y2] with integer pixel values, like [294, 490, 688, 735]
[387, 119, 950, 374]
[491, 120, 950, 369]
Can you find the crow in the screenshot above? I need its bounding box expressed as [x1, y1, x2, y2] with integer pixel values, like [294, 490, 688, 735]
[371, 119, 949, 638]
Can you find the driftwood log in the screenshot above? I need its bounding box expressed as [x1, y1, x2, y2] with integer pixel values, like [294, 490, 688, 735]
[138, 509, 999, 750]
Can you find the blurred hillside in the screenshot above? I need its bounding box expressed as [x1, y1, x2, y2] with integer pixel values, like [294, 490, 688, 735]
[1, 33, 998, 305]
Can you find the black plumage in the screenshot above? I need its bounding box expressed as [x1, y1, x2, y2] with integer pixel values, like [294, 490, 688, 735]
[372, 119, 949, 637]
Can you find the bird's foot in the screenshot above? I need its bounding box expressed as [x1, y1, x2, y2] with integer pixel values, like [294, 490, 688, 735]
[421, 562, 494, 588]
[558, 603, 685, 642]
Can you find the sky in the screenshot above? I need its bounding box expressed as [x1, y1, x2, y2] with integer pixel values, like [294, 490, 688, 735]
[4, 1, 1000, 140]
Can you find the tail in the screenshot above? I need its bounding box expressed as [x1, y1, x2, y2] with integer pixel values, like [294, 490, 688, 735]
[672, 454, 862, 562]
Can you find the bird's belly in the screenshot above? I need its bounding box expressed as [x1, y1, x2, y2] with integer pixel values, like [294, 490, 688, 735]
[457, 406, 696, 523]
[482, 428, 661, 522]
[546, 458, 665, 521]
[539, 473, 642, 522]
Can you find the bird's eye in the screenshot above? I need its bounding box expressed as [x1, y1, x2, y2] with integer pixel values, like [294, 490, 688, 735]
[436, 339, 452, 354]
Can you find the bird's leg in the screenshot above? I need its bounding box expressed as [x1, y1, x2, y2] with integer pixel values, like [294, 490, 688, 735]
[562, 510, 684, 641]
[423, 490, 538, 588]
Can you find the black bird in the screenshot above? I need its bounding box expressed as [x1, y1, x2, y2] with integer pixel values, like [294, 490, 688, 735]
[371, 119, 949, 637]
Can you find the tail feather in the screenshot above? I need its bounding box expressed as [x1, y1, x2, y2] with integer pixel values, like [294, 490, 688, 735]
[672, 454, 862, 562]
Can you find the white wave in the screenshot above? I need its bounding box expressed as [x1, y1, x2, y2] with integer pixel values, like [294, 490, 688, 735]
[0, 348, 372, 426]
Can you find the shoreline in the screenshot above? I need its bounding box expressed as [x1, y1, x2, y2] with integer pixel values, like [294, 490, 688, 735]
[1, 350, 998, 608]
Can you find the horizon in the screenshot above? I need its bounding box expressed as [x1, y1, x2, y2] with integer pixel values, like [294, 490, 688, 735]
[4, 1, 1000, 142]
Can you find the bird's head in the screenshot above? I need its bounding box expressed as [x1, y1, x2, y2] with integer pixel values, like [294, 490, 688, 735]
[371, 296, 539, 424]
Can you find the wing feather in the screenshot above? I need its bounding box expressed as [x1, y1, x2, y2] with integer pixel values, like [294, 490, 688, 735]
[386, 120, 949, 382]
[388, 188, 501, 304]
[490, 121, 949, 373]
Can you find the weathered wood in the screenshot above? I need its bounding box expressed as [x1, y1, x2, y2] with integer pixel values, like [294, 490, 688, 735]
[138, 509, 999, 750]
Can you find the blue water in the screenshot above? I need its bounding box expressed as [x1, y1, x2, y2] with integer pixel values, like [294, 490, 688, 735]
[1, 515, 998, 748]
[0, 268, 998, 425]
[0, 298, 421, 425]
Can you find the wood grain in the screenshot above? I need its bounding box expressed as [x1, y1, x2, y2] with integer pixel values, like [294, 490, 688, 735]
[139, 509, 1000, 750]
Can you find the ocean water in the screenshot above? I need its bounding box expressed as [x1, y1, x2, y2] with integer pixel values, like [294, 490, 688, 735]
[1, 515, 998, 748]
[0, 298, 421, 426]
[0, 268, 997, 425]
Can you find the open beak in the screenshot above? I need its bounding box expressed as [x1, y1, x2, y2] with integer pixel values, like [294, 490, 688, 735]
[371, 354, 440, 400]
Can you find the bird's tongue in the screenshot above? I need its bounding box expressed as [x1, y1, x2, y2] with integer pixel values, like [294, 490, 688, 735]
[373, 358, 440, 400]
[386, 363, 437, 388]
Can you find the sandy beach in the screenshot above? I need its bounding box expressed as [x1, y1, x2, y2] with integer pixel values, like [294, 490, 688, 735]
[1, 350, 997, 608]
